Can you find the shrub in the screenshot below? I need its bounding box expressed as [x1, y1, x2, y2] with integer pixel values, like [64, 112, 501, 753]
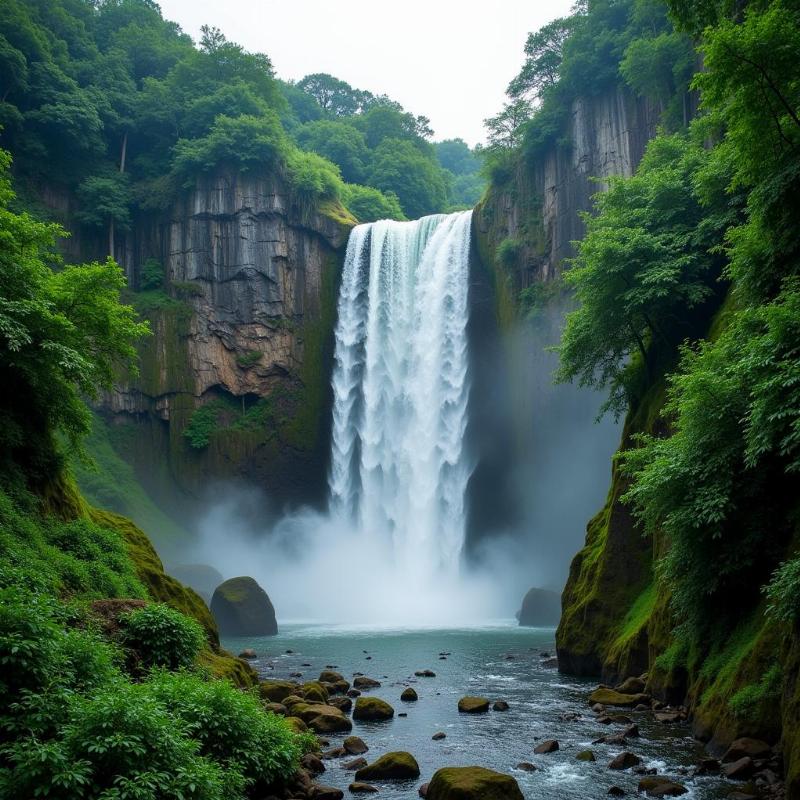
[120, 604, 205, 671]
[140, 258, 165, 291]
[284, 148, 344, 208]
[183, 402, 227, 449]
[496, 237, 522, 268]
[765, 556, 800, 624]
[342, 183, 405, 222]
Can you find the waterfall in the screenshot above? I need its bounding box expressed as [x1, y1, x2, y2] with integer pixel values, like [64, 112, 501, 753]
[329, 211, 473, 578]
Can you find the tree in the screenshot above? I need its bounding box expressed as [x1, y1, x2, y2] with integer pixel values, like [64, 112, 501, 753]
[556, 133, 732, 417]
[367, 138, 447, 219]
[342, 184, 405, 222]
[484, 99, 532, 149]
[507, 16, 577, 103]
[295, 119, 370, 183]
[75, 172, 132, 257]
[296, 73, 365, 117]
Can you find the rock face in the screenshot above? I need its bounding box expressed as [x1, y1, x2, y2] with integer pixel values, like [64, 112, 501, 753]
[426, 766, 524, 800]
[517, 587, 561, 626]
[94, 170, 353, 511]
[210, 576, 277, 636]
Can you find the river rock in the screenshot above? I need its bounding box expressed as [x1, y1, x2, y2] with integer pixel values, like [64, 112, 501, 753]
[432, 731, 446, 740]
[516, 762, 537, 772]
[576, 750, 596, 762]
[344, 736, 369, 755]
[401, 687, 419, 701]
[458, 696, 490, 713]
[638, 777, 688, 797]
[722, 738, 772, 762]
[721, 757, 756, 779]
[609, 752, 641, 770]
[353, 676, 381, 690]
[291, 703, 353, 733]
[427, 766, 524, 800]
[415, 669, 436, 677]
[534, 739, 559, 754]
[348, 783, 378, 794]
[264, 702, 287, 715]
[623, 724, 640, 738]
[354, 752, 420, 781]
[322, 747, 347, 759]
[238, 648, 257, 659]
[343, 757, 368, 771]
[284, 716, 308, 733]
[492, 700, 510, 711]
[210, 576, 277, 635]
[589, 688, 650, 707]
[302, 681, 330, 703]
[608, 787, 626, 796]
[259, 680, 300, 702]
[615, 676, 647, 695]
[353, 696, 394, 721]
[419, 782, 430, 797]
[301, 753, 326, 774]
[314, 787, 344, 800]
[328, 696, 353, 713]
[517, 587, 561, 626]
[347, 688, 362, 698]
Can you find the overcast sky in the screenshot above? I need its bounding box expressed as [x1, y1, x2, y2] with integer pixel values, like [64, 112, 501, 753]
[156, 0, 574, 146]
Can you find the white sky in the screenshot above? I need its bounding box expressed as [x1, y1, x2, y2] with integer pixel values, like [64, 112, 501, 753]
[156, 0, 574, 147]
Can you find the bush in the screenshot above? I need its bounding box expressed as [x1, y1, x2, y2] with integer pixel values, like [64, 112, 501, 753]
[496, 237, 522, 268]
[284, 148, 344, 208]
[145, 671, 308, 788]
[120, 604, 205, 671]
[139, 258, 165, 291]
[765, 557, 800, 624]
[183, 402, 226, 450]
[342, 183, 405, 222]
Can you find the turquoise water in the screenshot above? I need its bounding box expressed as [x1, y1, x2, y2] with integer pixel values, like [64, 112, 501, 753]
[223, 622, 728, 799]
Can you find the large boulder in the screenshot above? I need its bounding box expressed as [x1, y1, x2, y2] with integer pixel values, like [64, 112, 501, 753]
[259, 680, 300, 703]
[517, 587, 561, 627]
[290, 703, 353, 733]
[210, 576, 277, 635]
[167, 564, 224, 604]
[427, 766, 524, 800]
[353, 696, 395, 721]
[354, 752, 420, 781]
[589, 688, 650, 707]
[458, 696, 490, 713]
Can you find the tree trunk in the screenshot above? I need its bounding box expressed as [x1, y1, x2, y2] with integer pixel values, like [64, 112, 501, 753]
[119, 131, 128, 174]
[109, 217, 115, 260]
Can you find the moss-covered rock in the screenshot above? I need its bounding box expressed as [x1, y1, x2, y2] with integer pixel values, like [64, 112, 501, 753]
[354, 752, 420, 781]
[290, 703, 352, 733]
[458, 696, 490, 714]
[401, 687, 418, 702]
[426, 766, 524, 800]
[259, 680, 301, 703]
[353, 696, 394, 721]
[210, 575, 277, 636]
[588, 688, 650, 707]
[301, 681, 329, 703]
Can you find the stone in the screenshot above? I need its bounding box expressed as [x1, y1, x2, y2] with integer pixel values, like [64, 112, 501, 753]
[654, 711, 682, 724]
[259, 680, 300, 703]
[301, 753, 326, 774]
[210, 576, 277, 636]
[327, 696, 353, 713]
[415, 669, 436, 677]
[348, 783, 378, 794]
[353, 676, 381, 690]
[401, 687, 419, 701]
[589, 688, 650, 707]
[291, 703, 353, 734]
[353, 696, 394, 721]
[320, 669, 346, 684]
[347, 689, 362, 698]
[284, 716, 308, 733]
[264, 702, 287, 715]
[322, 747, 347, 760]
[458, 696, 490, 713]
[238, 648, 257, 659]
[344, 736, 369, 755]
[615, 676, 647, 695]
[516, 762, 537, 772]
[638, 778, 688, 797]
[313, 787, 344, 800]
[534, 740, 559, 754]
[576, 750, 596, 762]
[721, 757, 756, 780]
[608, 787, 626, 796]
[302, 681, 330, 703]
[426, 766, 524, 800]
[592, 703, 607, 713]
[354, 752, 420, 781]
[492, 700, 510, 711]
[343, 757, 368, 771]
[623, 724, 640, 738]
[432, 731, 447, 740]
[722, 739, 772, 763]
[517, 587, 561, 626]
[609, 752, 641, 770]
[419, 782, 429, 797]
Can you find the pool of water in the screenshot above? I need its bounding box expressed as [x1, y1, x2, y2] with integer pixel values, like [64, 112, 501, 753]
[222, 622, 729, 799]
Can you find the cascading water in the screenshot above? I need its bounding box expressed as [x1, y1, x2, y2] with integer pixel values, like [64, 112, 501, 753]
[329, 211, 474, 580]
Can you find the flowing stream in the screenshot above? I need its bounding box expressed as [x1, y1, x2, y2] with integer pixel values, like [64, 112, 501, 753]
[328, 211, 473, 577]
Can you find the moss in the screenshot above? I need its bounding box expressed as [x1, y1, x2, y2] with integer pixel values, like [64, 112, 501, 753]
[426, 766, 524, 800]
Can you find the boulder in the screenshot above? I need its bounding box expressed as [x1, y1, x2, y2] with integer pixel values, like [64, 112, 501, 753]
[355, 752, 420, 781]
[415, 669, 436, 677]
[284, 716, 308, 733]
[302, 681, 330, 703]
[353, 696, 394, 721]
[210, 576, 277, 635]
[327, 696, 353, 713]
[348, 783, 378, 794]
[458, 696, 490, 713]
[589, 688, 650, 707]
[722, 738, 772, 763]
[492, 700, 510, 711]
[638, 778, 688, 797]
[264, 702, 287, 715]
[313, 787, 344, 800]
[401, 687, 419, 701]
[517, 587, 561, 626]
[167, 563, 224, 603]
[427, 766, 524, 800]
[419, 782, 430, 797]
[344, 736, 369, 755]
[322, 747, 347, 759]
[259, 680, 300, 703]
[353, 676, 381, 690]
[615, 676, 647, 695]
[576, 750, 596, 762]
[291, 703, 353, 733]
[239, 648, 257, 659]
[516, 763, 537, 772]
[608, 787, 626, 796]
[534, 740, 559, 754]
[721, 757, 755, 779]
[609, 752, 641, 770]
[343, 757, 368, 771]
[320, 669, 346, 684]
[301, 753, 326, 774]
[432, 731, 447, 740]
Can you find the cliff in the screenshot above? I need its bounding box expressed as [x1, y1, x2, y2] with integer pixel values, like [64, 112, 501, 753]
[48, 171, 354, 522]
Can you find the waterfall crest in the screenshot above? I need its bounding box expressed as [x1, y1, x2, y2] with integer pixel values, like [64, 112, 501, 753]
[329, 211, 473, 577]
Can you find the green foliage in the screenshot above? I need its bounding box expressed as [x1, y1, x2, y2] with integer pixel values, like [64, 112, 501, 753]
[729, 664, 782, 722]
[496, 237, 522, 268]
[140, 258, 165, 291]
[236, 350, 263, 368]
[556, 132, 732, 417]
[342, 183, 405, 222]
[75, 172, 132, 231]
[120, 604, 205, 671]
[765, 556, 800, 624]
[284, 148, 344, 210]
[295, 119, 369, 183]
[183, 402, 227, 450]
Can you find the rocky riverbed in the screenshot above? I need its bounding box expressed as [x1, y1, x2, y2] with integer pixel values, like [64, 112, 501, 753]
[223, 623, 784, 800]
